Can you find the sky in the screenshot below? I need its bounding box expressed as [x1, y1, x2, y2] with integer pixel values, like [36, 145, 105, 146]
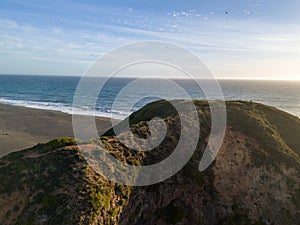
[0, 0, 300, 79]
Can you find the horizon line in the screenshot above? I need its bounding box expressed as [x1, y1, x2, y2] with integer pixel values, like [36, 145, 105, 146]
[0, 73, 299, 81]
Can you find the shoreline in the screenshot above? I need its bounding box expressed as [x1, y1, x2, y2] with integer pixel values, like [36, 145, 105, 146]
[0, 103, 114, 158]
[0, 98, 129, 120]
[0, 96, 299, 120]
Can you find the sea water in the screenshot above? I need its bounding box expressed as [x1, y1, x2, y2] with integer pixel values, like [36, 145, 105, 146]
[0, 75, 299, 119]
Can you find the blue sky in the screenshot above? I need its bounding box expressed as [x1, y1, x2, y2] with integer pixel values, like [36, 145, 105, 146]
[0, 0, 300, 79]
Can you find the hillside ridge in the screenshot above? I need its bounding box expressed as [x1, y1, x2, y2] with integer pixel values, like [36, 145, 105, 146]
[0, 100, 299, 225]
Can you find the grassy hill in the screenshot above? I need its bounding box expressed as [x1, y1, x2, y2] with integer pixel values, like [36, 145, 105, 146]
[0, 100, 299, 225]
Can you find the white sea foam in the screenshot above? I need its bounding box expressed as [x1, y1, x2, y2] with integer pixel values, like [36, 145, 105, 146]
[0, 98, 129, 120]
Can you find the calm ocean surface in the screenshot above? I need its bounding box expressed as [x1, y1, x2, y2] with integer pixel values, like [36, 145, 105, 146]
[0, 75, 299, 119]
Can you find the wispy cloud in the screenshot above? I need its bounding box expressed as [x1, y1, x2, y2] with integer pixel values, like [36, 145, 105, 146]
[0, 0, 299, 78]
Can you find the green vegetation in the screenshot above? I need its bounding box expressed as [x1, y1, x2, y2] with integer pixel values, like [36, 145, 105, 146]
[258, 104, 300, 155]
[108, 207, 119, 218]
[90, 191, 111, 210]
[38, 137, 79, 153]
[226, 101, 300, 168]
[104, 100, 178, 136]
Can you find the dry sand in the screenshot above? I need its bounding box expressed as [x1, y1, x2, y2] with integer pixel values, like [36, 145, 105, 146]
[0, 104, 114, 158]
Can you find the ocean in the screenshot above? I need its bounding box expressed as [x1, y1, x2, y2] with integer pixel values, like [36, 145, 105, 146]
[0, 75, 299, 119]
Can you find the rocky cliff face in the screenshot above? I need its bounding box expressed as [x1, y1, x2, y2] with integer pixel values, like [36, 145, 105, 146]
[0, 100, 299, 225]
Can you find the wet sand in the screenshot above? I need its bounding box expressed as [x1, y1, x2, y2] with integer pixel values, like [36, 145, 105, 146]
[0, 104, 114, 158]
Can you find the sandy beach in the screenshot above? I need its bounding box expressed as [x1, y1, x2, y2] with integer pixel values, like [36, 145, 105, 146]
[0, 104, 113, 158]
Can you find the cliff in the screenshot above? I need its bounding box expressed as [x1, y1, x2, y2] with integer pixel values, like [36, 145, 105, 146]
[0, 100, 299, 225]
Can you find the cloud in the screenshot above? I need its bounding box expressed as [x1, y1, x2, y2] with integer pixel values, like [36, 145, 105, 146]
[0, 2, 299, 78]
